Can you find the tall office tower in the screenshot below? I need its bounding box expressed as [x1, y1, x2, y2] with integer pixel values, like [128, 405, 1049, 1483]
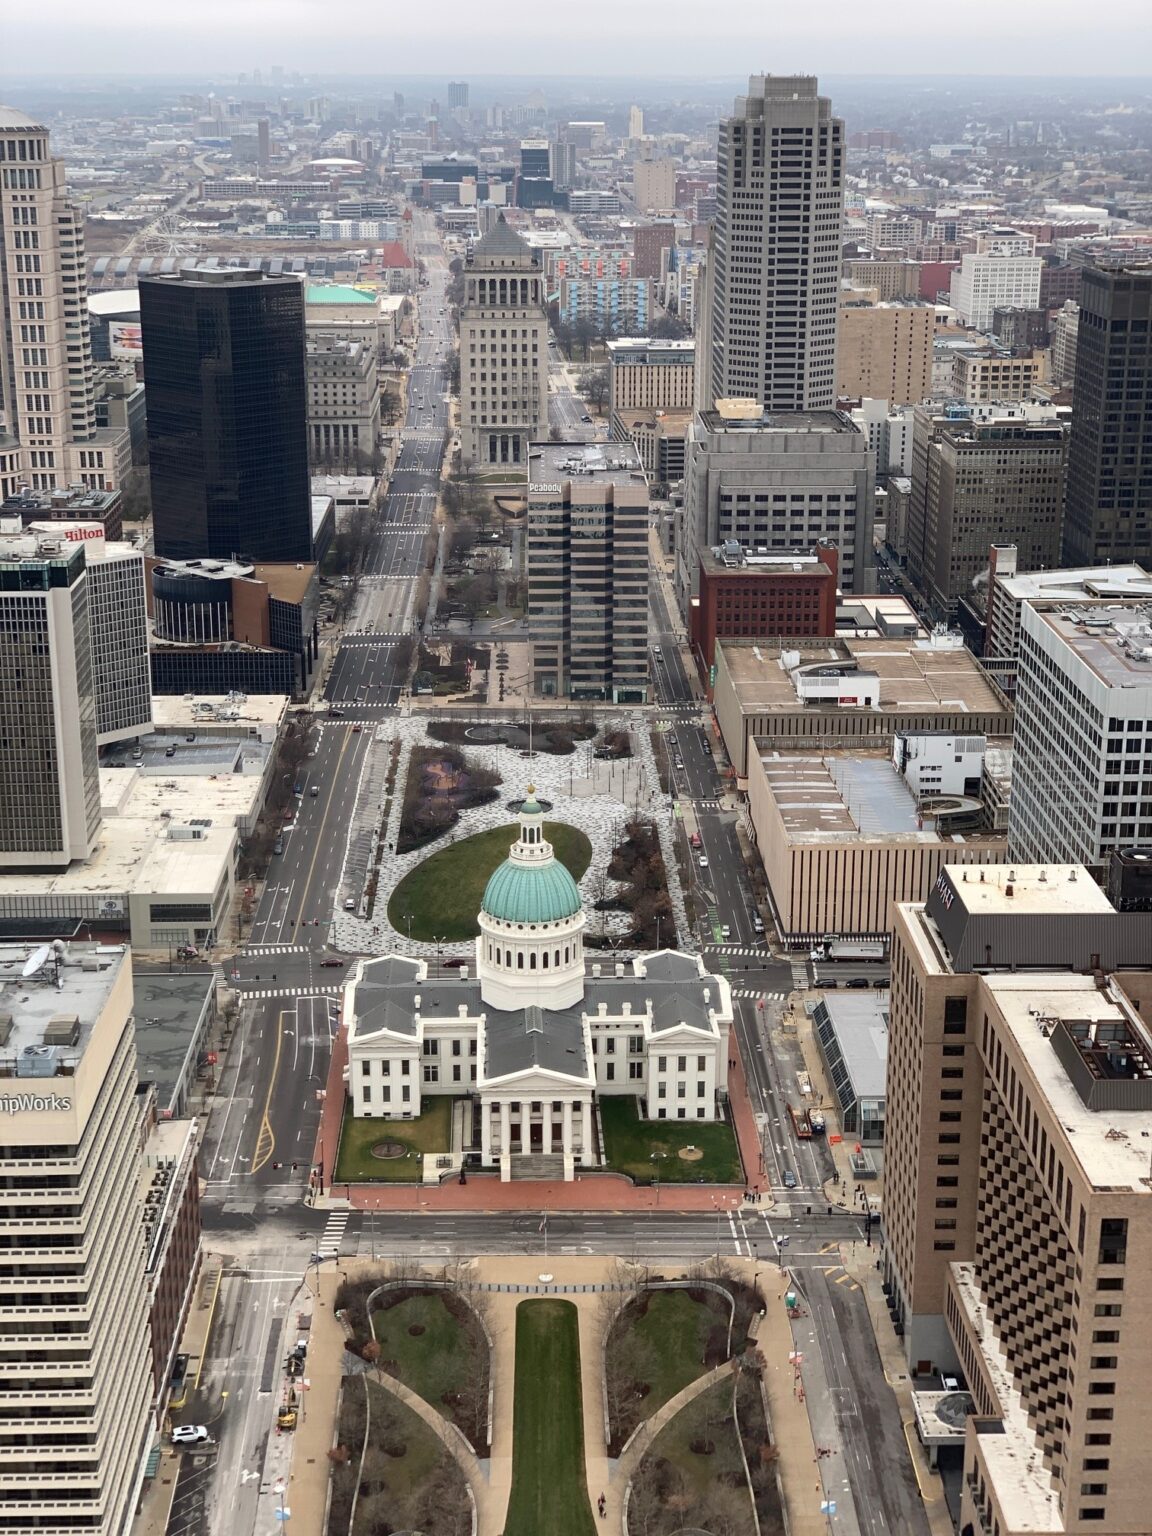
[0, 107, 130, 492]
[1008, 597, 1152, 871]
[906, 405, 1067, 618]
[140, 269, 313, 563]
[0, 944, 152, 1535]
[458, 216, 549, 468]
[550, 139, 577, 192]
[628, 105, 645, 140]
[257, 117, 270, 166]
[0, 529, 100, 868]
[883, 864, 1152, 1536]
[1050, 299, 1080, 389]
[527, 442, 649, 702]
[448, 81, 469, 112]
[709, 75, 844, 413]
[1061, 265, 1152, 568]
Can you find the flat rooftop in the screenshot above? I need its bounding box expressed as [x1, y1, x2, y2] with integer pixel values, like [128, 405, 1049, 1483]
[719, 636, 1011, 717]
[148, 695, 287, 734]
[1029, 603, 1152, 691]
[814, 991, 888, 1099]
[989, 970, 1152, 1188]
[528, 441, 646, 490]
[700, 544, 832, 578]
[755, 749, 1000, 846]
[699, 406, 856, 434]
[997, 563, 1152, 605]
[948, 862, 1114, 919]
[0, 943, 128, 1070]
[133, 969, 215, 1112]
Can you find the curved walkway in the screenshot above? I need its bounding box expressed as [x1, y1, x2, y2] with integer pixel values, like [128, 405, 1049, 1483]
[607, 1363, 733, 1530]
[362, 1363, 494, 1534]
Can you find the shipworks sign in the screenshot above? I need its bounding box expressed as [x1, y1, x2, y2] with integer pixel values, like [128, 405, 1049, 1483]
[0, 1092, 73, 1114]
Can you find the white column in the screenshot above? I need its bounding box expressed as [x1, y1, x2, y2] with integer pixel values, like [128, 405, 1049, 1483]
[500, 1099, 511, 1156]
[562, 1099, 574, 1156]
[481, 1099, 492, 1164]
[576, 1099, 588, 1160]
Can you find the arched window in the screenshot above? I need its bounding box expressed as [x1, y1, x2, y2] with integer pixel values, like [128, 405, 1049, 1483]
[517, 952, 524, 970]
[564, 945, 569, 964]
[505, 949, 512, 968]
[530, 953, 537, 970]
[555, 949, 561, 966]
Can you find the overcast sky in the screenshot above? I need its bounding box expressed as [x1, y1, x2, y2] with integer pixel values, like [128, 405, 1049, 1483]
[4, 1, 1152, 79]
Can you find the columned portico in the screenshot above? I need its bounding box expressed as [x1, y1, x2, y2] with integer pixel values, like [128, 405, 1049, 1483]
[480, 1088, 595, 1173]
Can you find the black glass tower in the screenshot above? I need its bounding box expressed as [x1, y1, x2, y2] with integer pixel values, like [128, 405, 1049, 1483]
[1062, 263, 1152, 568]
[140, 271, 313, 563]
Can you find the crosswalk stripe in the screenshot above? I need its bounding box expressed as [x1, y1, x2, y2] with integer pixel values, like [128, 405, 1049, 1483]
[238, 985, 343, 1000]
[732, 988, 785, 1000]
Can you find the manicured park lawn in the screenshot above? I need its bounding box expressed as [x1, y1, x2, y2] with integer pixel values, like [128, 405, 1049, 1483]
[599, 1096, 743, 1185]
[333, 1097, 454, 1184]
[373, 1292, 486, 1442]
[503, 1300, 597, 1536]
[387, 820, 592, 942]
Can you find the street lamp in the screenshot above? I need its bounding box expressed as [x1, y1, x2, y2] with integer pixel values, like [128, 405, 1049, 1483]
[404, 911, 414, 945]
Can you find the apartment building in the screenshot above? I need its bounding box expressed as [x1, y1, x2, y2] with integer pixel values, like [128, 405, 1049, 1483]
[906, 402, 1068, 618]
[0, 528, 101, 867]
[607, 338, 695, 415]
[949, 246, 1044, 331]
[557, 274, 650, 336]
[679, 399, 874, 606]
[1050, 300, 1080, 389]
[837, 300, 933, 406]
[305, 334, 381, 467]
[527, 441, 648, 703]
[842, 259, 922, 301]
[0, 108, 130, 493]
[709, 75, 844, 412]
[1009, 599, 1152, 871]
[951, 349, 1039, 403]
[633, 156, 677, 214]
[883, 864, 1152, 1536]
[0, 942, 152, 1535]
[458, 215, 549, 468]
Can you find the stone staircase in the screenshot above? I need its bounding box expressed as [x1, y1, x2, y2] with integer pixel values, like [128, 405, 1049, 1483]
[509, 1153, 567, 1181]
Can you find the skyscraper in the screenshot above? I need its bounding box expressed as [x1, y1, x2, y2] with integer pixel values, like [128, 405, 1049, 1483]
[0, 943, 153, 1535]
[708, 75, 844, 413]
[140, 270, 313, 563]
[0, 107, 130, 495]
[0, 528, 101, 868]
[1061, 263, 1152, 568]
[458, 216, 549, 468]
[883, 864, 1152, 1535]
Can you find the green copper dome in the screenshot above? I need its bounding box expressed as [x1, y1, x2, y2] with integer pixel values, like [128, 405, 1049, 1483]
[481, 851, 582, 926]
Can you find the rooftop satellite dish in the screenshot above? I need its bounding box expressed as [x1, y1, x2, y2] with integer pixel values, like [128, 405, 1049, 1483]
[22, 944, 51, 980]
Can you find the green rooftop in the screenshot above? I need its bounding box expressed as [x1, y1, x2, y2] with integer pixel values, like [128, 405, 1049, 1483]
[306, 284, 375, 306]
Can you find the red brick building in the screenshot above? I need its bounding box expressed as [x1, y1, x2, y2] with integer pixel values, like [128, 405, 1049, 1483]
[690, 543, 839, 678]
[633, 223, 676, 281]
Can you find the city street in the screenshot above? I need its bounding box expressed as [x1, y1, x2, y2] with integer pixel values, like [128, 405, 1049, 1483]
[170, 218, 917, 1536]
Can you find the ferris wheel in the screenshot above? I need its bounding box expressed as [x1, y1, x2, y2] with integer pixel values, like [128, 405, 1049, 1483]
[142, 213, 202, 258]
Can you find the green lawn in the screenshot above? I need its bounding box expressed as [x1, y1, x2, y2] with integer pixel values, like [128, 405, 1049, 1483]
[504, 1300, 597, 1536]
[599, 1096, 744, 1185]
[373, 1292, 486, 1444]
[333, 1097, 454, 1184]
[387, 821, 592, 942]
[622, 1291, 716, 1416]
[350, 1379, 471, 1536]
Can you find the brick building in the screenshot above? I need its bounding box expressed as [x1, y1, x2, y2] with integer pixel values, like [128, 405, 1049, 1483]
[689, 543, 838, 675]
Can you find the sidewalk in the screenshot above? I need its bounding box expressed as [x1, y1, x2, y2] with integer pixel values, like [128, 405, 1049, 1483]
[130, 1254, 226, 1536]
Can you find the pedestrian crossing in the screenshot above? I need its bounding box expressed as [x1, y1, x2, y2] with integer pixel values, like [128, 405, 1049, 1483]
[317, 1210, 348, 1259]
[242, 944, 313, 957]
[707, 944, 773, 958]
[234, 984, 344, 1001]
[732, 988, 787, 1001]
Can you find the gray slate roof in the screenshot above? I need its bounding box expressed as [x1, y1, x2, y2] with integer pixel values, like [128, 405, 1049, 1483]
[348, 953, 724, 1070]
[470, 213, 538, 266]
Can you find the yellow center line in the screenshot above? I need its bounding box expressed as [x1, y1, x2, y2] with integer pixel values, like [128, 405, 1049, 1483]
[292, 726, 357, 937]
[250, 1009, 287, 1175]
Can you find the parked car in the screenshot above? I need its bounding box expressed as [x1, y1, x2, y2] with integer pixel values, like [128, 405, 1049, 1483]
[846, 977, 871, 989]
[344, 898, 357, 911]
